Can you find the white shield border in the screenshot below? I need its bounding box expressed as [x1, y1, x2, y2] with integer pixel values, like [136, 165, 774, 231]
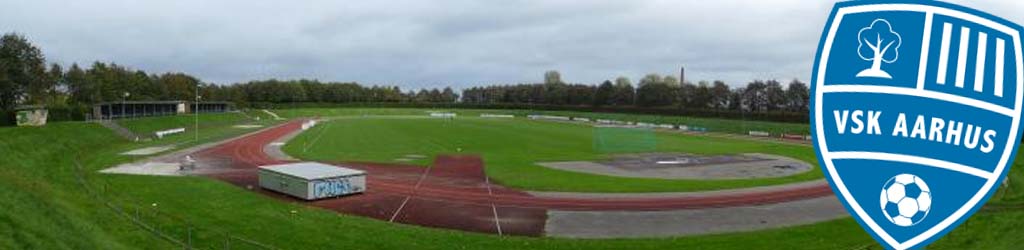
[812, 2, 1024, 250]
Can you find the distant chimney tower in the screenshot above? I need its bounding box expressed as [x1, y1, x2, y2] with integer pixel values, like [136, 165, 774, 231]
[680, 66, 685, 84]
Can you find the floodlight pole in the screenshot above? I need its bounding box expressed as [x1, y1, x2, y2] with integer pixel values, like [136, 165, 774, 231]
[122, 92, 130, 119]
[195, 87, 200, 142]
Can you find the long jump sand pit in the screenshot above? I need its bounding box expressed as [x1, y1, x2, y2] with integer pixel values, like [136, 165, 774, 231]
[539, 153, 812, 180]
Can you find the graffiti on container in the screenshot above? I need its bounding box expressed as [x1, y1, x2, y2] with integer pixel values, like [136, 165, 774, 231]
[312, 178, 359, 199]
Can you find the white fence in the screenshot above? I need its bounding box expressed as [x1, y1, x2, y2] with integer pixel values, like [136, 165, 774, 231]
[480, 114, 514, 118]
[748, 131, 771, 137]
[528, 115, 571, 121]
[635, 122, 661, 128]
[781, 134, 813, 141]
[596, 119, 630, 125]
[301, 120, 318, 130]
[682, 126, 707, 132]
[430, 113, 457, 118]
[155, 128, 185, 139]
[524, 115, 814, 141]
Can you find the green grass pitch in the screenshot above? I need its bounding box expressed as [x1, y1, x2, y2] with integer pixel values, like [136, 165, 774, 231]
[284, 116, 823, 192]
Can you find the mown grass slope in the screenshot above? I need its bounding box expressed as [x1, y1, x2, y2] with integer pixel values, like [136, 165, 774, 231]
[0, 122, 175, 249]
[118, 112, 252, 135]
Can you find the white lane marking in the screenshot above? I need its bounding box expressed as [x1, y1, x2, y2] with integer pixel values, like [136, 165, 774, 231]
[485, 175, 503, 236]
[389, 197, 411, 223]
[388, 162, 433, 223]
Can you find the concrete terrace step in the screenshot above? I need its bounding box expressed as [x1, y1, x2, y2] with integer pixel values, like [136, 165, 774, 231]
[97, 120, 143, 141]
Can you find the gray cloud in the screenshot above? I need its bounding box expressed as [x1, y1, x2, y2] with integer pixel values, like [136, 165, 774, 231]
[0, 0, 1021, 90]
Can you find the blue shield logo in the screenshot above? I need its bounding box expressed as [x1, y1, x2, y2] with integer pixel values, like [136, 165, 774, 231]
[811, 1, 1024, 249]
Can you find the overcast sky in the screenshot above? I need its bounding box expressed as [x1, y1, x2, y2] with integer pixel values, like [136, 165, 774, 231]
[1, 0, 1021, 90]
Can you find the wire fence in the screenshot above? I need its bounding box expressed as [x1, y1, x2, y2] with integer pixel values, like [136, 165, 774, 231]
[73, 157, 278, 250]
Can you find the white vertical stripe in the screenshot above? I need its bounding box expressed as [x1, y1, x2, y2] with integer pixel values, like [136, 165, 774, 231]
[917, 13, 934, 90]
[937, 23, 954, 85]
[956, 27, 971, 88]
[975, 32, 988, 92]
[995, 39, 1006, 97]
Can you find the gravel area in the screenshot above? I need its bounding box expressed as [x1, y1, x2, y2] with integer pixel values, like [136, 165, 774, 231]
[538, 153, 812, 180]
[545, 195, 847, 238]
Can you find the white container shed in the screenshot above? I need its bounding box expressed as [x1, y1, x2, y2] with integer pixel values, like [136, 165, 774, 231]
[258, 162, 366, 200]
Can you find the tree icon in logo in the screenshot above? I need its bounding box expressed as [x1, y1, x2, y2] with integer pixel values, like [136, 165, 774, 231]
[856, 19, 902, 79]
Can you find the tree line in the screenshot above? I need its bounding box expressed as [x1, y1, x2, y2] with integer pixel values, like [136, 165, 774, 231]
[0, 33, 458, 122]
[0, 33, 207, 110]
[464, 71, 810, 113]
[1, 32, 808, 124]
[201, 80, 459, 107]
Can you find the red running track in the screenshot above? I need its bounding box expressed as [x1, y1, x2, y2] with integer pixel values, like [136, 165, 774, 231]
[196, 120, 833, 236]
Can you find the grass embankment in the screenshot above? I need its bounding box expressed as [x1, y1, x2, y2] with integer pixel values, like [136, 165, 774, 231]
[0, 113, 277, 249]
[0, 108, 1020, 249]
[114, 111, 275, 151]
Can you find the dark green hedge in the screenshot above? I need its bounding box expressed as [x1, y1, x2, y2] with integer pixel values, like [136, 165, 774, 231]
[45, 105, 91, 122]
[0, 110, 12, 126]
[0, 102, 809, 127]
[247, 102, 809, 123]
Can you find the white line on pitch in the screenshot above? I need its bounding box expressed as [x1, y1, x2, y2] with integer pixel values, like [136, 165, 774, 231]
[304, 121, 331, 153]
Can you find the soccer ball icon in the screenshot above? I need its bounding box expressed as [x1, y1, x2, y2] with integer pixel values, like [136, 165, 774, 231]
[880, 174, 932, 227]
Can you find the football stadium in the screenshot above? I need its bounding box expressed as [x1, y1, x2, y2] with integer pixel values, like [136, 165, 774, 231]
[1, 1, 1023, 250]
